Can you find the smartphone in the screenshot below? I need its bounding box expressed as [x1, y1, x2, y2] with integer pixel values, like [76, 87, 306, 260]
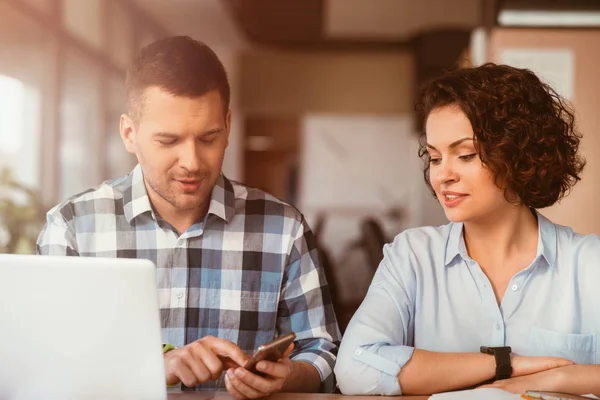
[244, 332, 296, 374]
[524, 391, 595, 400]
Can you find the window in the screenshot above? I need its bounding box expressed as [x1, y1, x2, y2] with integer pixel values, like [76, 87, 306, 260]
[0, 75, 25, 154]
[59, 48, 102, 200]
[0, 75, 41, 189]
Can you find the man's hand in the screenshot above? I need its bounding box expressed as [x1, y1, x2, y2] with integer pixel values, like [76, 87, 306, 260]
[479, 367, 567, 394]
[164, 336, 249, 387]
[224, 343, 294, 399]
[511, 355, 574, 377]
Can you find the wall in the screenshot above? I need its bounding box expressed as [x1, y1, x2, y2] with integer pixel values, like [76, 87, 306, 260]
[490, 29, 600, 235]
[240, 50, 415, 115]
[214, 47, 243, 182]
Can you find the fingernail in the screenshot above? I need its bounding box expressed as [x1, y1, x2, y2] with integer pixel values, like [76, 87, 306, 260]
[235, 369, 244, 377]
[256, 362, 264, 371]
[227, 369, 234, 379]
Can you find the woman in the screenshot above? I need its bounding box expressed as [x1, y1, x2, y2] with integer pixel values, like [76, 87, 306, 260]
[334, 63, 600, 396]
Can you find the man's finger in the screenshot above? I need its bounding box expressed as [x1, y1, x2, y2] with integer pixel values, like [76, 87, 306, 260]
[164, 354, 182, 385]
[175, 362, 199, 388]
[222, 357, 242, 370]
[228, 368, 267, 399]
[184, 354, 211, 385]
[225, 371, 247, 400]
[282, 343, 294, 358]
[191, 343, 224, 380]
[207, 338, 249, 367]
[234, 367, 273, 394]
[255, 359, 289, 379]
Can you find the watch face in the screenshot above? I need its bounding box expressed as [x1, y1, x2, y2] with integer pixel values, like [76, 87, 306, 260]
[480, 346, 512, 354]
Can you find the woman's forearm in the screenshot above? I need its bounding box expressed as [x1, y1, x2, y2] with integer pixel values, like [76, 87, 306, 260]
[398, 349, 576, 395]
[556, 364, 600, 396]
[398, 349, 497, 394]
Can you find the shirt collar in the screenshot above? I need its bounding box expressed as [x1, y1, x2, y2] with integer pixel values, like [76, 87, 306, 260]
[206, 174, 236, 224]
[444, 222, 465, 266]
[536, 211, 557, 268]
[123, 164, 154, 224]
[123, 164, 236, 225]
[444, 209, 557, 268]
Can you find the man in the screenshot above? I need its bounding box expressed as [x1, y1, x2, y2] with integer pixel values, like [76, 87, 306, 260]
[37, 36, 340, 398]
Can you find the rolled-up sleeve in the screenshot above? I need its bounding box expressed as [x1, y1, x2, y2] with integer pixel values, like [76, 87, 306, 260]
[277, 216, 341, 393]
[335, 232, 416, 395]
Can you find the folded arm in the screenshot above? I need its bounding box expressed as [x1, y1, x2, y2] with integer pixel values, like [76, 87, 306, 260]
[482, 364, 600, 396]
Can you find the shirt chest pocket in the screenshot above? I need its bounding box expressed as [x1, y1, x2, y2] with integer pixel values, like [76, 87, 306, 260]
[201, 280, 279, 333]
[525, 326, 597, 364]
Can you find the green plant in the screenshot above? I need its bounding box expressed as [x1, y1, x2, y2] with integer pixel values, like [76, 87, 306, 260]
[0, 168, 46, 254]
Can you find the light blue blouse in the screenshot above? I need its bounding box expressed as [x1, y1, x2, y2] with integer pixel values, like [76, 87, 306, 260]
[335, 212, 600, 395]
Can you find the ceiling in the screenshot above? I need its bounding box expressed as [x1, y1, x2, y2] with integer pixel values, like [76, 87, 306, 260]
[133, 0, 482, 50]
[129, 0, 248, 49]
[133, 0, 600, 50]
[226, 0, 481, 49]
[324, 0, 481, 41]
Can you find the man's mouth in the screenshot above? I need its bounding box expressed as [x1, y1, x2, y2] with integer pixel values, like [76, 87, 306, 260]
[175, 178, 202, 192]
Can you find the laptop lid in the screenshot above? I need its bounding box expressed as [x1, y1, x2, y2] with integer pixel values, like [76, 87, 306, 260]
[0, 254, 167, 400]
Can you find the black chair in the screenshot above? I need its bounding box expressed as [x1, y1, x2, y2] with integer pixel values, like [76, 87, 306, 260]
[360, 217, 387, 272]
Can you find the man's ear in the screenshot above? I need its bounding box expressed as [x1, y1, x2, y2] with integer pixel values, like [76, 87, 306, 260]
[119, 114, 137, 154]
[225, 109, 231, 148]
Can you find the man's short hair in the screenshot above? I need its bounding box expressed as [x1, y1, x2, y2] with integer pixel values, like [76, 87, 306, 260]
[126, 36, 230, 122]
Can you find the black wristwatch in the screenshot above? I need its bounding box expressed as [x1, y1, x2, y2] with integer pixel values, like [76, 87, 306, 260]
[480, 346, 512, 380]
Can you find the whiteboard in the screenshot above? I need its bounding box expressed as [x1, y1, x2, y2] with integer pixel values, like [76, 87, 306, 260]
[300, 114, 423, 225]
[299, 114, 444, 303]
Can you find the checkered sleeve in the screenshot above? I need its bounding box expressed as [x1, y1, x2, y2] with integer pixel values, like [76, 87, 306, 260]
[36, 207, 79, 256]
[278, 215, 341, 393]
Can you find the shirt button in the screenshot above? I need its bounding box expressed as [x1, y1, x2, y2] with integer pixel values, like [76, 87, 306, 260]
[354, 349, 362, 356]
[511, 284, 518, 291]
[177, 292, 184, 299]
[495, 323, 501, 330]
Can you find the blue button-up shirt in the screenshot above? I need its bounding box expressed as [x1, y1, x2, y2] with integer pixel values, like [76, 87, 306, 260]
[335, 211, 600, 395]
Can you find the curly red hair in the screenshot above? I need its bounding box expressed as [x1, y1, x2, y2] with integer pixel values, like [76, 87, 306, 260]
[416, 63, 585, 209]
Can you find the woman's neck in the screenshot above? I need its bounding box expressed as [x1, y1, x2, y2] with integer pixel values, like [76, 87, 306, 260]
[463, 204, 539, 273]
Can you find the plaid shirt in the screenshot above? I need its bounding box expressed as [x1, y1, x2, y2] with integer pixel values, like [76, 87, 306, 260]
[37, 164, 340, 391]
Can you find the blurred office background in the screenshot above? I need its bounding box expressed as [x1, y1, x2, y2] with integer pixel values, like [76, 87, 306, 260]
[1, 0, 599, 329]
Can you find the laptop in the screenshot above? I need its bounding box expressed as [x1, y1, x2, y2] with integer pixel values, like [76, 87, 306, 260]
[0, 254, 167, 400]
